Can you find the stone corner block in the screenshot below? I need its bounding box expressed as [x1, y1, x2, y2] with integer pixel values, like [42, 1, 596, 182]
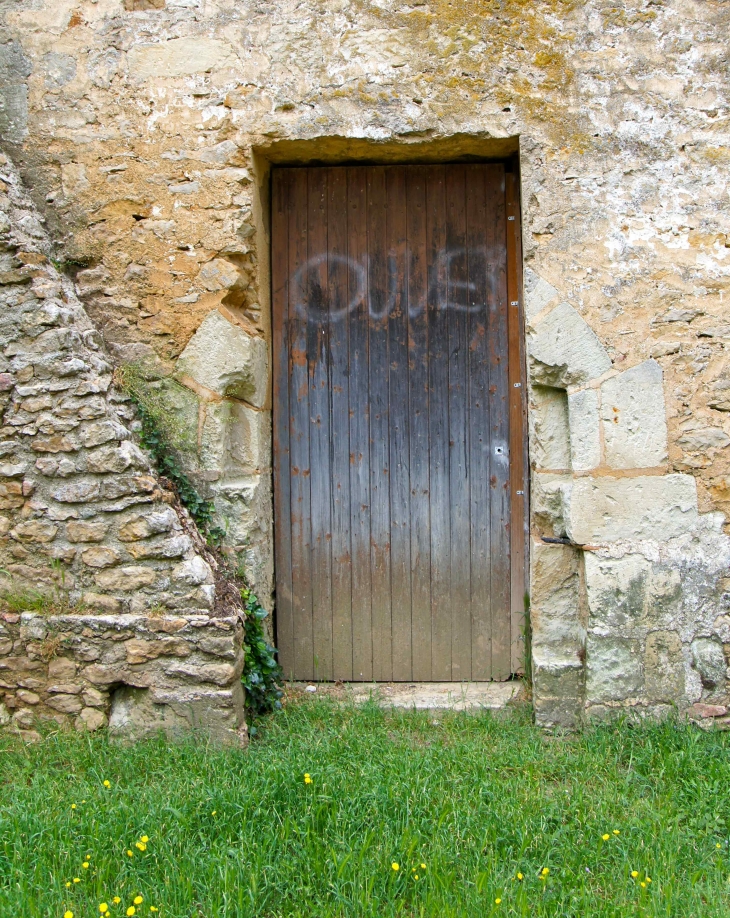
[567, 474, 698, 544]
[523, 267, 558, 321]
[176, 310, 267, 406]
[600, 359, 668, 470]
[527, 301, 612, 388]
[568, 388, 600, 471]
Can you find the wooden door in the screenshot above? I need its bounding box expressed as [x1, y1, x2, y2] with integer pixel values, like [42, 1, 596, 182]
[272, 164, 526, 682]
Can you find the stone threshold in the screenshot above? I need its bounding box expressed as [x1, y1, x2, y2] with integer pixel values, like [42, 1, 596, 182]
[287, 681, 524, 711]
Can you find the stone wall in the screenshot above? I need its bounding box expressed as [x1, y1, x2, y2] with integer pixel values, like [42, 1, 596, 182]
[1, 0, 729, 726]
[0, 152, 246, 743]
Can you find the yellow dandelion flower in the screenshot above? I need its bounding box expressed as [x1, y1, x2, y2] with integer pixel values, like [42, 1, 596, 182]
[99, 904, 109, 914]
[304, 773, 312, 785]
[64, 912, 74, 918]
[631, 870, 639, 878]
[391, 862, 400, 871]
[602, 834, 610, 841]
[103, 780, 111, 788]
[640, 881, 646, 888]
[613, 830, 620, 836]
[127, 909, 136, 917]
[71, 804, 76, 810]
[414, 875, 419, 880]
[718, 843, 723, 849]
[140, 836, 149, 843]
[65, 881, 71, 888]
[211, 811, 217, 816]
[73, 877, 81, 884]
[517, 872, 523, 881]
[495, 898, 502, 905]
[420, 863, 426, 870]
[541, 867, 549, 876]
[646, 877, 652, 884]
[134, 896, 143, 905]
[82, 862, 90, 869]
[127, 849, 134, 857]
[135, 842, 146, 851]
[113, 898, 121, 905]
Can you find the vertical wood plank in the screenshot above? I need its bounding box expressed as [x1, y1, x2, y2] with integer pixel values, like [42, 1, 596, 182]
[288, 168, 314, 680]
[445, 165, 471, 682]
[307, 168, 333, 681]
[466, 165, 492, 681]
[487, 164, 511, 680]
[426, 165, 452, 681]
[328, 168, 354, 681]
[272, 169, 295, 679]
[406, 167, 432, 680]
[348, 167, 373, 680]
[387, 167, 412, 681]
[367, 168, 393, 681]
[506, 168, 527, 675]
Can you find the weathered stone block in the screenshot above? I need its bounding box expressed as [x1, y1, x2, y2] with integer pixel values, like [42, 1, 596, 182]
[600, 360, 668, 469]
[530, 540, 584, 653]
[176, 310, 267, 406]
[530, 386, 570, 470]
[127, 38, 237, 81]
[585, 636, 643, 703]
[528, 302, 612, 388]
[9, 519, 57, 542]
[523, 267, 558, 321]
[584, 553, 650, 629]
[568, 475, 698, 544]
[568, 388, 600, 471]
[126, 534, 191, 560]
[81, 546, 121, 568]
[66, 519, 107, 542]
[118, 507, 178, 541]
[94, 566, 157, 591]
[691, 637, 726, 689]
[645, 630, 684, 702]
[45, 693, 83, 714]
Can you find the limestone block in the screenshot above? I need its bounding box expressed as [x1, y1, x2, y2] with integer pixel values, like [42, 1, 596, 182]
[568, 388, 600, 471]
[127, 39, 237, 82]
[645, 631, 684, 702]
[48, 657, 76, 681]
[77, 707, 106, 732]
[66, 519, 107, 542]
[125, 638, 191, 665]
[568, 475, 698, 544]
[94, 566, 157, 591]
[530, 386, 570, 470]
[677, 427, 730, 451]
[198, 258, 246, 293]
[85, 441, 148, 474]
[585, 636, 643, 703]
[163, 660, 240, 686]
[600, 360, 668, 469]
[81, 546, 121, 568]
[176, 310, 267, 406]
[523, 267, 558, 321]
[584, 553, 650, 629]
[45, 693, 83, 714]
[52, 479, 101, 503]
[528, 302, 612, 388]
[172, 556, 214, 586]
[118, 507, 178, 541]
[9, 519, 57, 542]
[126, 535, 191, 560]
[530, 540, 584, 653]
[691, 637, 726, 689]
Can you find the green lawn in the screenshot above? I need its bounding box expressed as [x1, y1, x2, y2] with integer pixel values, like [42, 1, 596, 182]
[1, 698, 729, 918]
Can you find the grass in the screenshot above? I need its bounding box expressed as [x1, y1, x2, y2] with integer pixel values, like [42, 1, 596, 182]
[1, 698, 729, 917]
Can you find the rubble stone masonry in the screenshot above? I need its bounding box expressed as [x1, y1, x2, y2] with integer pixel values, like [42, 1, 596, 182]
[1, 0, 729, 730]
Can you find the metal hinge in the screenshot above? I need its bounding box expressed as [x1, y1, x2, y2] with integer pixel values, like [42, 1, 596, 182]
[516, 490, 524, 496]
[507, 215, 516, 221]
[513, 382, 522, 388]
[510, 300, 519, 306]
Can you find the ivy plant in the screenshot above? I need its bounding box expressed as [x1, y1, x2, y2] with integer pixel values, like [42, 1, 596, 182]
[241, 587, 284, 723]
